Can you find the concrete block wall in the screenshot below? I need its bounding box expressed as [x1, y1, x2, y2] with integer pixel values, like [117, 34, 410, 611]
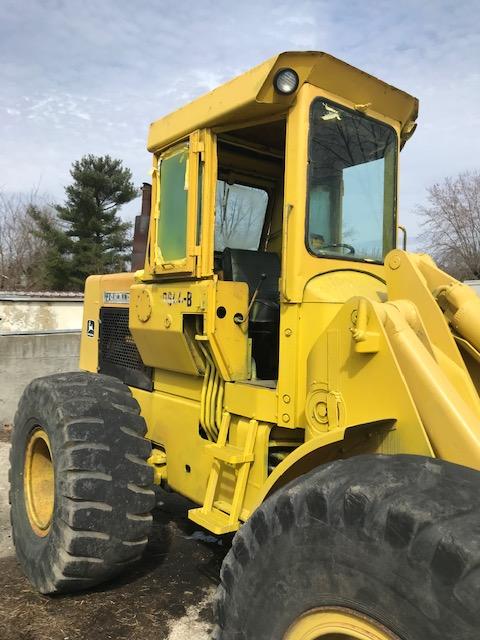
[0, 332, 81, 426]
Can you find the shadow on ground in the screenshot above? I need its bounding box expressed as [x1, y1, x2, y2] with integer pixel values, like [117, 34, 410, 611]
[0, 489, 230, 640]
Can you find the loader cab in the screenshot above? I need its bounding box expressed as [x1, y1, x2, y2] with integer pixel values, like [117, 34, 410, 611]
[139, 51, 418, 389]
[144, 117, 287, 382]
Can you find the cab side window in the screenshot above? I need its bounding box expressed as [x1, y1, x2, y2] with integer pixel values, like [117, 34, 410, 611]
[157, 144, 189, 262]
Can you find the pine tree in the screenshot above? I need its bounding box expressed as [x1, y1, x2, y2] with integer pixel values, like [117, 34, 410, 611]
[31, 155, 138, 291]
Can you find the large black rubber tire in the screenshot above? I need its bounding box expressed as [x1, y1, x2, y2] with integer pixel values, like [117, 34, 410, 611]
[9, 372, 155, 594]
[214, 455, 480, 640]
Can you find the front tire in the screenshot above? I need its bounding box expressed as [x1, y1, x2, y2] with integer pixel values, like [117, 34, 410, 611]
[214, 455, 480, 639]
[9, 372, 155, 594]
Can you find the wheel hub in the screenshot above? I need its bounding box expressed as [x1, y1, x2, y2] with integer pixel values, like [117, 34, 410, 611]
[24, 428, 54, 537]
[284, 607, 397, 640]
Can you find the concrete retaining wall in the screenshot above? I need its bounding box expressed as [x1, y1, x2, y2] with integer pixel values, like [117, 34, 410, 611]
[0, 299, 83, 334]
[0, 332, 81, 426]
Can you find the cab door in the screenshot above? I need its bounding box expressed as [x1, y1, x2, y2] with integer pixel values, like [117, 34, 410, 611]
[146, 129, 216, 279]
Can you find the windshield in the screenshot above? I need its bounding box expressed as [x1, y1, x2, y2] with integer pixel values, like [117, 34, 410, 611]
[307, 99, 397, 262]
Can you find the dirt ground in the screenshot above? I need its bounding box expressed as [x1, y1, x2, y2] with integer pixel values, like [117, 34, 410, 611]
[0, 439, 229, 640]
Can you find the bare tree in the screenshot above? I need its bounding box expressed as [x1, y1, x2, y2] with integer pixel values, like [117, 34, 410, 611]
[0, 191, 55, 290]
[417, 171, 480, 280]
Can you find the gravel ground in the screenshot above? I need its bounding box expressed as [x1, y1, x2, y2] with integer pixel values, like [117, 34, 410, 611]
[0, 440, 229, 639]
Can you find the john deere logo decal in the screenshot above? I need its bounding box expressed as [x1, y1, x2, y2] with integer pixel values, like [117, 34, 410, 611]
[86, 319, 95, 337]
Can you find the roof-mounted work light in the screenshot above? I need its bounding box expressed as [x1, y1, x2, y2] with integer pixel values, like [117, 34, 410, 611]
[273, 68, 299, 95]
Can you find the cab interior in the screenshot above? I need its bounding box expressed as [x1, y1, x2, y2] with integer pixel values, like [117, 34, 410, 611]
[214, 118, 286, 382]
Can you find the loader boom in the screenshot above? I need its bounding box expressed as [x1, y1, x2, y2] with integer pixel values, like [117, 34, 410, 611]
[383, 251, 480, 469]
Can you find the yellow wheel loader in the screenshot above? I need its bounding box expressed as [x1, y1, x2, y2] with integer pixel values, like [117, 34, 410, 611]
[9, 52, 480, 639]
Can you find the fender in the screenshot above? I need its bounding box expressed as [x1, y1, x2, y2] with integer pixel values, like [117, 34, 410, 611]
[255, 419, 396, 508]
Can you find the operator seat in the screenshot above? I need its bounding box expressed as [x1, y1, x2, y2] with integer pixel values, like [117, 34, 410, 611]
[222, 248, 280, 379]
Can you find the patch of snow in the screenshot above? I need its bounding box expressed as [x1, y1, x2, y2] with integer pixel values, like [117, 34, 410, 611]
[166, 588, 215, 640]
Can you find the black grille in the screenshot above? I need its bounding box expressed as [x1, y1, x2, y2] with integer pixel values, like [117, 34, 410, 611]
[99, 307, 152, 391]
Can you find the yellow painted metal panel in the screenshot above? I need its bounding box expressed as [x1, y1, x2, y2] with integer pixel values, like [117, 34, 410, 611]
[153, 369, 203, 401]
[129, 280, 208, 375]
[375, 299, 480, 470]
[132, 384, 271, 520]
[303, 270, 387, 304]
[276, 303, 301, 427]
[130, 278, 249, 380]
[306, 296, 433, 456]
[132, 387, 210, 503]
[207, 281, 249, 381]
[279, 271, 388, 428]
[196, 129, 217, 278]
[79, 275, 101, 372]
[224, 382, 277, 423]
[79, 272, 135, 373]
[148, 56, 279, 152]
[386, 250, 480, 409]
[147, 52, 417, 153]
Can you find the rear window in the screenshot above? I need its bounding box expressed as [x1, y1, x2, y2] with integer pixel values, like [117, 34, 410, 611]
[214, 181, 268, 251]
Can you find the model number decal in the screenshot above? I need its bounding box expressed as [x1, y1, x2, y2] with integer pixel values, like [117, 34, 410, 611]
[163, 291, 192, 307]
[103, 291, 130, 304]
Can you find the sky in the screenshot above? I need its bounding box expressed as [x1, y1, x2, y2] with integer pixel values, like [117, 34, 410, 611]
[1, 0, 479, 242]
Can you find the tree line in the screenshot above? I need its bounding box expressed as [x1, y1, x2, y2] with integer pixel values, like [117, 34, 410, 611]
[1, 157, 480, 292]
[0, 155, 137, 292]
[417, 171, 480, 280]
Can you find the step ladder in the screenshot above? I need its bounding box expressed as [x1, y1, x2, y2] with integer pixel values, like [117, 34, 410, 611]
[189, 412, 258, 535]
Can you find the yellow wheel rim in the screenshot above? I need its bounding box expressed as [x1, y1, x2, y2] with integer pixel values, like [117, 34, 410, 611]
[284, 607, 397, 640]
[24, 427, 54, 537]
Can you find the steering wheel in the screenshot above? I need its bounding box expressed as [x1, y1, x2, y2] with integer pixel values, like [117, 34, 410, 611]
[320, 243, 355, 255]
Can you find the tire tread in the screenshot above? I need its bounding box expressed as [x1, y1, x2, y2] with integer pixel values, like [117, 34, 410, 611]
[10, 372, 155, 594]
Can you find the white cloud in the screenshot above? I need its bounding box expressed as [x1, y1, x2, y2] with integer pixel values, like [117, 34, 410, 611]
[0, 0, 479, 234]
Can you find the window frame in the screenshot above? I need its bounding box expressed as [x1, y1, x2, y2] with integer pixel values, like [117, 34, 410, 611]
[305, 97, 399, 266]
[147, 131, 206, 278]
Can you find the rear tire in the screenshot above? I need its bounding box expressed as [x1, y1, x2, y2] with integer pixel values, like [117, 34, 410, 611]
[9, 372, 155, 594]
[214, 455, 480, 639]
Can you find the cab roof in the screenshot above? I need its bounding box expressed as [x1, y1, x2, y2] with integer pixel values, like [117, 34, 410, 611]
[147, 51, 418, 153]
